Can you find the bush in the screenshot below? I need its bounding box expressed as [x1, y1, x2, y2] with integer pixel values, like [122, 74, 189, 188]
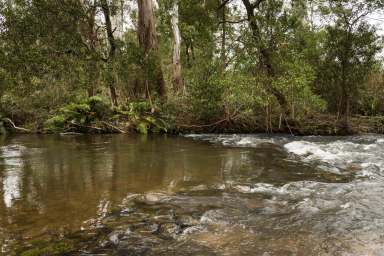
[44, 115, 66, 132]
[189, 63, 224, 121]
[44, 96, 169, 134]
[44, 96, 111, 132]
[121, 101, 169, 134]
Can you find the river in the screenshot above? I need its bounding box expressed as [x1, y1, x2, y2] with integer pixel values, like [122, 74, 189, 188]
[0, 134, 383, 255]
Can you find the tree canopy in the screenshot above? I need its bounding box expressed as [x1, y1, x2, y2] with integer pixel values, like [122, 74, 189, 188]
[0, 0, 383, 134]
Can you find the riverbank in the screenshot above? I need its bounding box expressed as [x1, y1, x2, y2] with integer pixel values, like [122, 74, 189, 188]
[1, 97, 384, 136]
[2, 113, 384, 136]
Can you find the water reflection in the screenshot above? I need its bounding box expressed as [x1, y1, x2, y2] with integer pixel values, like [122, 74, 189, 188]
[0, 135, 235, 237]
[1, 145, 25, 208]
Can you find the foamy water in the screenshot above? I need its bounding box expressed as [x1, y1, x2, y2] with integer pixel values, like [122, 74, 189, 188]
[187, 134, 384, 177]
[185, 134, 384, 254]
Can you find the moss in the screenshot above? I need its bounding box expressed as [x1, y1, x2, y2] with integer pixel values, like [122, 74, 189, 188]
[20, 241, 74, 256]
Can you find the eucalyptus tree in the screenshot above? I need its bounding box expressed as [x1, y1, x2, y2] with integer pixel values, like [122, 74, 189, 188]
[239, 0, 323, 120]
[318, 0, 382, 132]
[79, 0, 99, 97]
[137, 0, 166, 98]
[170, 0, 183, 92]
[240, 0, 289, 115]
[101, 0, 119, 106]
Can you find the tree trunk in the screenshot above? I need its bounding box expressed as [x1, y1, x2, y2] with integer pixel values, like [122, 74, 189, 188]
[138, 0, 166, 98]
[241, 0, 290, 117]
[171, 0, 183, 92]
[111, 0, 125, 39]
[101, 0, 119, 107]
[80, 0, 98, 98]
[338, 66, 351, 133]
[221, 1, 227, 70]
[337, 32, 353, 134]
[338, 87, 350, 133]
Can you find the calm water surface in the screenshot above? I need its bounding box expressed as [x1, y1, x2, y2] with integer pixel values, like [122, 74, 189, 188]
[0, 134, 384, 255]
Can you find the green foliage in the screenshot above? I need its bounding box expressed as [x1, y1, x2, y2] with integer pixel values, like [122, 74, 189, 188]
[44, 115, 67, 132]
[220, 72, 264, 112]
[358, 68, 384, 116]
[44, 96, 111, 132]
[317, 1, 381, 114]
[1, 0, 384, 134]
[188, 63, 224, 121]
[273, 57, 327, 117]
[43, 95, 170, 134]
[136, 121, 149, 134]
[119, 101, 169, 134]
[142, 116, 168, 133]
[127, 101, 153, 116]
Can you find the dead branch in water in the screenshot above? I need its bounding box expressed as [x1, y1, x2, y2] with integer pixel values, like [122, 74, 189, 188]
[2, 118, 32, 133]
[69, 121, 104, 132]
[68, 121, 126, 134]
[101, 121, 126, 133]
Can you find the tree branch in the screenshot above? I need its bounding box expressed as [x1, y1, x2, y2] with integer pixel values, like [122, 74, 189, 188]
[217, 0, 232, 10]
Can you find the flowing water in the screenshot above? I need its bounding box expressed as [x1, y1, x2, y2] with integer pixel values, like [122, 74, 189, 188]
[0, 134, 384, 255]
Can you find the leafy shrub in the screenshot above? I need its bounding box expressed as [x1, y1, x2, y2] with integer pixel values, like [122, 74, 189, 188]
[44, 96, 169, 134]
[136, 116, 168, 134]
[44, 96, 111, 132]
[189, 63, 224, 121]
[44, 115, 66, 132]
[273, 57, 327, 118]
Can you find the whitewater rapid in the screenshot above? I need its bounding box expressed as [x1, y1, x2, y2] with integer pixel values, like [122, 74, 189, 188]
[185, 134, 384, 255]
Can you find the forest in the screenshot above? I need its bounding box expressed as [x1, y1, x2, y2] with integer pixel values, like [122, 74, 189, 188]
[1, 0, 384, 135]
[3, 1, 384, 255]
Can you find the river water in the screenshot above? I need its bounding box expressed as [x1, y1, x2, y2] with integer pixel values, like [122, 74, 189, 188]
[0, 134, 384, 255]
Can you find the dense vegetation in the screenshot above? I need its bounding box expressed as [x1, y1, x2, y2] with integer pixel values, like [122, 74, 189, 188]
[1, 0, 384, 135]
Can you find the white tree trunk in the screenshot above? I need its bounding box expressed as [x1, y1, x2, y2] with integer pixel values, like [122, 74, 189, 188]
[111, 0, 125, 39]
[137, 0, 166, 97]
[138, 0, 157, 54]
[171, 0, 183, 92]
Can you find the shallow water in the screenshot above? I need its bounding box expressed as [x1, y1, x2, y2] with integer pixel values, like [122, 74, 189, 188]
[0, 134, 384, 255]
